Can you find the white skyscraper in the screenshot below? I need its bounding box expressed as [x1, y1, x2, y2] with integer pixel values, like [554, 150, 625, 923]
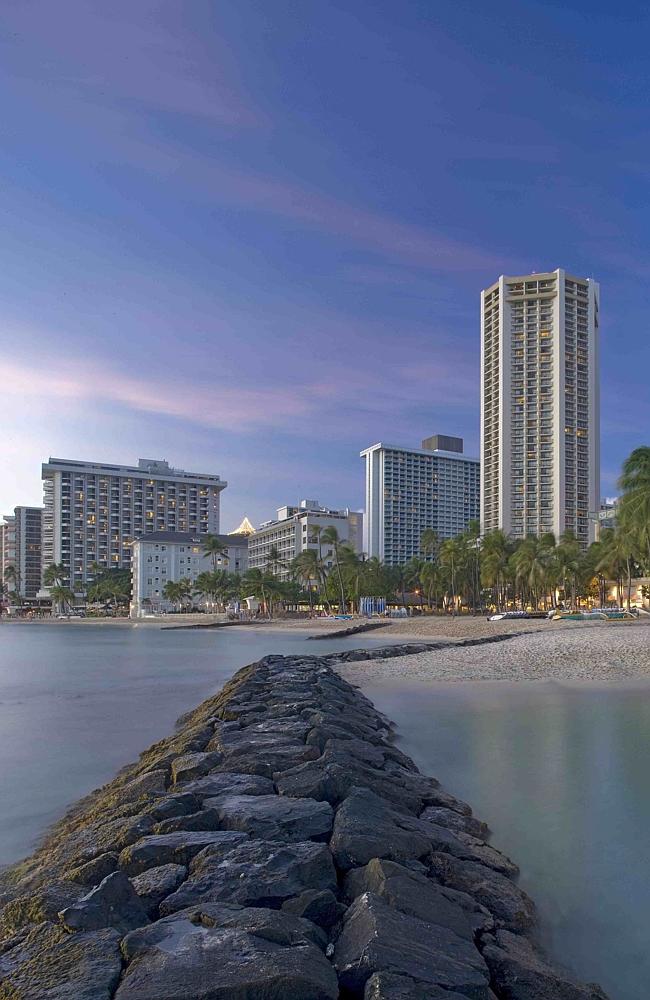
[481, 269, 599, 547]
[41, 457, 226, 592]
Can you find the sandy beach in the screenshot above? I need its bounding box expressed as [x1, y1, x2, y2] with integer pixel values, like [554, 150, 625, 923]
[337, 622, 650, 684]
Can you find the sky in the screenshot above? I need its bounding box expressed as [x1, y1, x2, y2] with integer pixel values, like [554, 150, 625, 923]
[1, 0, 648, 528]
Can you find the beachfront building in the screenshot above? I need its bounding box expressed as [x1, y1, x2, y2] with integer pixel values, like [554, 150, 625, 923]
[247, 500, 363, 581]
[0, 515, 16, 593]
[598, 497, 619, 535]
[14, 507, 43, 599]
[361, 437, 480, 564]
[41, 457, 227, 593]
[130, 531, 249, 617]
[481, 269, 600, 546]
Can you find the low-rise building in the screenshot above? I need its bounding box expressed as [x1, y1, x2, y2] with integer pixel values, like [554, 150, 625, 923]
[130, 531, 248, 617]
[248, 500, 363, 580]
[361, 436, 480, 564]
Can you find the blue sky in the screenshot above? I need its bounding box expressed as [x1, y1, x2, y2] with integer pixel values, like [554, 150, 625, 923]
[1, 0, 647, 527]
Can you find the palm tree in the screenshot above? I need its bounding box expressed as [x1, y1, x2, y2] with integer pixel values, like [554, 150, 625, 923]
[420, 529, 440, 563]
[420, 561, 442, 610]
[439, 537, 464, 615]
[49, 585, 75, 613]
[202, 534, 229, 570]
[320, 526, 347, 613]
[292, 549, 322, 616]
[510, 536, 551, 610]
[265, 545, 286, 578]
[480, 530, 510, 610]
[554, 531, 582, 608]
[43, 562, 66, 588]
[339, 545, 364, 612]
[241, 568, 275, 619]
[3, 564, 17, 594]
[618, 446, 650, 569]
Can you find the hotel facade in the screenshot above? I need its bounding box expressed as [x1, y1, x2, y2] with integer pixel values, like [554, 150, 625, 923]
[361, 436, 480, 564]
[247, 500, 363, 580]
[481, 269, 599, 546]
[41, 457, 226, 592]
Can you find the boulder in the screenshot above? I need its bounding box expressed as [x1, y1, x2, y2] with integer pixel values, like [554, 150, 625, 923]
[281, 888, 340, 928]
[203, 793, 334, 842]
[429, 854, 535, 932]
[421, 822, 518, 878]
[115, 912, 338, 999]
[365, 970, 480, 999]
[330, 787, 433, 870]
[159, 839, 337, 914]
[153, 808, 221, 835]
[119, 831, 246, 875]
[333, 892, 491, 998]
[144, 793, 201, 822]
[68, 852, 120, 886]
[420, 806, 489, 840]
[59, 871, 150, 935]
[481, 929, 609, 999]
[343, 858, 492, 939]
[0, 921, 122, 999]
[179, 772, 275, 800]
[171, 752, 223, 785]
[116, 770, 168, 803]
[0, 882, 81, 935]
[130, 864, 187, 917]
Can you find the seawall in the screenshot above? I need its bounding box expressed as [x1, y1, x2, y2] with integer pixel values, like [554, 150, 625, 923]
[0, 647, 608, 999]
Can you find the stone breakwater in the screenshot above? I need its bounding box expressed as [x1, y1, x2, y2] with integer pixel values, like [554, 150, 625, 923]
[0, 649, 609, 1000]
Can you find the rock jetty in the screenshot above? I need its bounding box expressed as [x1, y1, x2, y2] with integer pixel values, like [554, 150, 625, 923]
[0, 649, 609, 999]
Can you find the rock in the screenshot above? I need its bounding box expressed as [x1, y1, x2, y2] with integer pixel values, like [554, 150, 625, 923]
[420, 806, 489, 840]
[116, 770, 168, 803]
[203, 793, 334, 842]
[179, 772, 275, 800]
[343, 858, 492, 939]
[281, 888, 340, 928]
[365, 970, 479, 999]
[68, 852, 120, 886]
[429, 854, 535, 932]
[159, 839, 337, 914]
[59, 871, 150, 935]
[115, 911, 339, 999]
[0, 882, 81, 935]
[330, 787, 433, 871]
[144, 793, 200, 822]
[333, 892, 491, 998]
[119, 831, 247, 875]
[421, 822, 519, 878]
[170, 752, 223, 785]
[130, 864, 187, 917]
[0, 921, 122, 999]
[153, 807, 221, 835]
[482, 929, 609, 999]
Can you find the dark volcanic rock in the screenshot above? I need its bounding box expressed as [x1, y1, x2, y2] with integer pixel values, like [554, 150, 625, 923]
[130, 864, 187, 917]
[482, 929, 609, 999]
[0, 921, 122, 999]
[179, 772, 275, 800]
[281, 888, 340, 928]
[0, 882, 81, 935]
[343, 858, 493, 939]
[364, 970, 481, 999]
[420, 806, 489, 840]
[171, 751, 223, 785]
[204, 793, 334, 842]
[59, 871, 150, 935]
[329, 787, 433, 870]
[153, 807, 221, 835]
[118, 831, 246, 875]
[115, 910, 339, 999]
[333, 892, 491, 998]
[143, 793, 200, 822]
[116, 770, 168, 803]
[429, 853, 535, 932]
[68, 852, 120, 885]
[159, 839, 337, 914]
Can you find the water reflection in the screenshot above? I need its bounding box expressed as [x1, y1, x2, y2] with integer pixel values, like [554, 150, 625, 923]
[362, 679, 650, 1000]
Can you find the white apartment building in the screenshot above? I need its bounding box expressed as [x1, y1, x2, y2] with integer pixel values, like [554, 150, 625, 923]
[0, 515, 16, 591]
[41, 457, 226, 592]
[130, 531, 248, 617]
[361, 436, 480, 564]
[481, 269, 599, 546]
[248, 500, 363, 580]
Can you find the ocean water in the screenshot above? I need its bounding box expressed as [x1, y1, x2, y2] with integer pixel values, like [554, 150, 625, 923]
[0, 623, 398, 868]
[362, 676, 650, 1000]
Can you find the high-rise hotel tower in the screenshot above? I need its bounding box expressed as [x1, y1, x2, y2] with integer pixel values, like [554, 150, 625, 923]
[481, 269, 599, 547]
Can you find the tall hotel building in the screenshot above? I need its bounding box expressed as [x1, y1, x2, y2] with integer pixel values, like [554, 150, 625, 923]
[481, 269, 599, 546]
[361, 436, 480, 564]
[41, 458, 226, 592]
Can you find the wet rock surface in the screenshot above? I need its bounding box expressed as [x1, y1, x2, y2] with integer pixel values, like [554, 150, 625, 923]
[0, 647, 610, 999]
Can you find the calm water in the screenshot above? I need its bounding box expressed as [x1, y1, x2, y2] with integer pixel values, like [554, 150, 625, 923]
[0, 623, 399, 868]
[362, 677, 650, 1000]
